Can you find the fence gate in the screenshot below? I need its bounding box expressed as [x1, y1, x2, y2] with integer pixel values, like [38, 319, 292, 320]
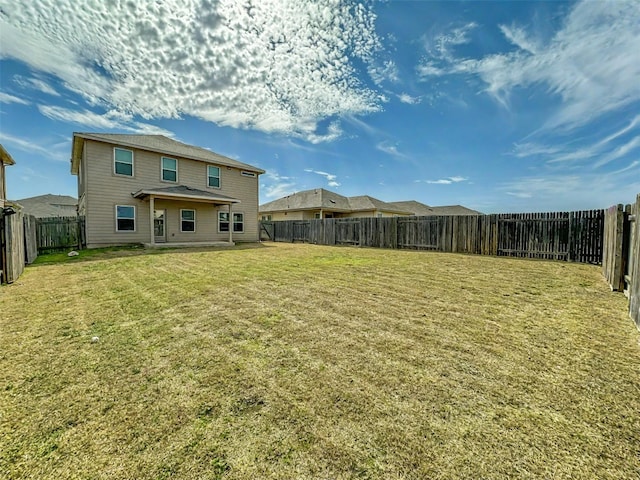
[260, 221, 274, 241]
[293, 221, 310, 243]
[398, 217, 439, 250]
[335, 219, 361, 245]
[497, 213, 570, 260]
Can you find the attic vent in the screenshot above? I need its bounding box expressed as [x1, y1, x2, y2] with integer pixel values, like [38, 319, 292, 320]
[241, 171, 256, 177]
[330, 199, 336, 204]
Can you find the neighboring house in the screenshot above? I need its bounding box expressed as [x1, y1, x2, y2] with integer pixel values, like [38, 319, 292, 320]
[387, 200, 482, 216]
[15, 194, 77, 218]
[259, 188, 413, 220]
[71, 133, 264, 248]
[0, 144, 15, 209]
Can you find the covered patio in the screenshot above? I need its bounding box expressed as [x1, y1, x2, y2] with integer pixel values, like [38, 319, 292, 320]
[132, 185, 241, 247]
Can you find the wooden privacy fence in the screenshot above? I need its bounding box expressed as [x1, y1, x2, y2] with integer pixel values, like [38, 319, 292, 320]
[1, 209, 25, 284]
[262, 208, 604, 264]
[604, 195, 640, 328]
[35, 216, 85, 252]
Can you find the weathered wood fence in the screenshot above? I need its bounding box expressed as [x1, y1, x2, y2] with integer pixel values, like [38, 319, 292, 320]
[35, 216, 85, 252]
[262, 209, 604, 264]
[1, 209, 26, 283]
[605, 195, 640, 328]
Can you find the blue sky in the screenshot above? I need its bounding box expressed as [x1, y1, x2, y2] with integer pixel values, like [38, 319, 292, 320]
[1, 0, 639, 213]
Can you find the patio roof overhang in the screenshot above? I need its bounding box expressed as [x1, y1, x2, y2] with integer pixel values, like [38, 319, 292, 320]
[132, 185, 241, 205]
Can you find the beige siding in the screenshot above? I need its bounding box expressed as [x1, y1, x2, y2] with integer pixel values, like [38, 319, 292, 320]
[267, 211, 305, 221]
[83, 140, 260, 247]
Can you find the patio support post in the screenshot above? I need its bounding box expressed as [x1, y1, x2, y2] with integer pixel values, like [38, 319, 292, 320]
[228, 203, 233, 244]
[149, 195, 155, 246]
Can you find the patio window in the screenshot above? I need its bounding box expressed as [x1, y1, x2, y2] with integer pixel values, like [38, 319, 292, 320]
[219, 212, 244, 232]
[116, 205, 135, 231]
[181, 209, 196, 232]
[114, 148, 133, 176]
[207, 165, 220, 188]
[161, 157, 177, 182]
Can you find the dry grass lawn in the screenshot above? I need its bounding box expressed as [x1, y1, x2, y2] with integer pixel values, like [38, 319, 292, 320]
[1, 243, 639, 479]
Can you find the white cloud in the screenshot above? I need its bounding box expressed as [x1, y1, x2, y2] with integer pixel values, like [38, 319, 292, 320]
[369, 60, 400, 86]
[418, 1, 640, 132]
[376, 141, 408, 159]
[261, 169, 297, 199]
[0, 0, 383, 143]
[0, 131, 69, 162]
[37, 105, 175, 136]
[425, 176, 468, 185]
[398, 93, 421, 105]
[14, 75, 60, 96]
[304, 168, 341, 187]
[0, 92, 30, 105]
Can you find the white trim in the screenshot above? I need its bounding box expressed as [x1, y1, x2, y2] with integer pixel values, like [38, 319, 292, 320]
[115, 204, 136, 232]
[218, 211, 244, 233]
[180, 208, 196, 233]
[161, 156, 178, 183]
[114, 147, 134, 177]
[207, 165, 221, 189]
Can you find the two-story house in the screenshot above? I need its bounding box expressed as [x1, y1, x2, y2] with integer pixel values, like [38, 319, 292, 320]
[71, 133, 264, 248]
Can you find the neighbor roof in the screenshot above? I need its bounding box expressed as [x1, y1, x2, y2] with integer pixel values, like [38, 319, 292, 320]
[260, 188, 352, 212]
[347, 195, 412, 214]
[1, 144, 16, 165]
[259, 188, 413, 215]
[387, 200, 482, 216]
[15, 194, 77, 218]
[71, 133, 264, 175]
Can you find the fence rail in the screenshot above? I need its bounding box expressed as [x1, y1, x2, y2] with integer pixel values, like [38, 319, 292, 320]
[262, 209, 605, 264]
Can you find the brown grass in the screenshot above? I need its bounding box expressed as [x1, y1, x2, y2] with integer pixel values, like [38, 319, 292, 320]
[1, 242, 639, 479]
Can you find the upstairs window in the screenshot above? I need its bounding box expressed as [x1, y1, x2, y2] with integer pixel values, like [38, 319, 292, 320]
[181, 209, 196, 232]
[114, 148, 133, 176]
[116, 205, 135, 231]
[219, 212, 244, 232]
[161, 157, 177, 182]
[207, 165, 220, 188]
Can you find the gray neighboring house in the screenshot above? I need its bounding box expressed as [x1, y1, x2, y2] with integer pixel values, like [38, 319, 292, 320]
[387, 200, 482, 216]
[259, 188, 413, 220]
[15, 194, 78, 218]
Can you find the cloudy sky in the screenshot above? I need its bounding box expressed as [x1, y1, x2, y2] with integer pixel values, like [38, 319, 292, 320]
[1, 0, 639, 212]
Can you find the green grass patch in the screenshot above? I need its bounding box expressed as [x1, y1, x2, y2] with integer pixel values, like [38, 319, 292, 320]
[33, 245, 145, 265]
[1, 243, 639, 479]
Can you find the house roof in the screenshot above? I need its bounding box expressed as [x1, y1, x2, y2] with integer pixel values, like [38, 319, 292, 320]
[387, 200, 482, 216]
[259, 188, 352, 212]
[132, 185, 241, 204]
[259, 188, 413, 215]
[15, 194, 77, 218]
[71, 133, 264, 175]
[1, 144, 16, 165]
[347, 195, 412, 214]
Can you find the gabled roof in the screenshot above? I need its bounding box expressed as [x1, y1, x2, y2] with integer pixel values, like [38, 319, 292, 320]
[15, 194, 77, 218]
[71, 133, 264, 175]
[1, 144, 16, 165]
[348, 195, 412, 214]
[259, 188, 413, 214]
[387, 200, 482, 216]
[259, 188, 352, 212]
